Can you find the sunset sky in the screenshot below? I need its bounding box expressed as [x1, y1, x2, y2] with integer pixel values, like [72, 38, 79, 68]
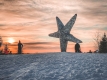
[0, 0, 107, 53]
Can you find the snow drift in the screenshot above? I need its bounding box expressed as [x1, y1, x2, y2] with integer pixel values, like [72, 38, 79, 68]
[0, 52, 107, 80]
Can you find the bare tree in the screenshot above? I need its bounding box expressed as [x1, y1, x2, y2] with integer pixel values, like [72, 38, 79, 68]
[93, 31, 102, 51]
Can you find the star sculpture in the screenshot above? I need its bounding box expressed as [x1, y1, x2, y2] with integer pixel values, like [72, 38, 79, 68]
[49, 14, 82, 52]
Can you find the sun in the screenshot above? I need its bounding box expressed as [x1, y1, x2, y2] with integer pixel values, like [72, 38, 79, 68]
[8, 38, 15, 44]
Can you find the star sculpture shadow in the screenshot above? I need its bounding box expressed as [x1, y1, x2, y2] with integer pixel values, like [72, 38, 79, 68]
[49, 14, 82, 52]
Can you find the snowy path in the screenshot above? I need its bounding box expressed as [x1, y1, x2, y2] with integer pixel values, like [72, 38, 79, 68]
[0, 52, 107, 80]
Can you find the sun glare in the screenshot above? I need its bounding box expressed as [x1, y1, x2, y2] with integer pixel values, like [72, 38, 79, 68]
[8, 38, 15, 44]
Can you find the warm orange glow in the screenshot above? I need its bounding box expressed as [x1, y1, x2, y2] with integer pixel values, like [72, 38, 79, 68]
[0, 0, 107, 53]
[8, 38, 15, 44]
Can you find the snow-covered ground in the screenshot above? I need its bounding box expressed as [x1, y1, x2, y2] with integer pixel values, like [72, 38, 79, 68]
[0, 52, 107, 80]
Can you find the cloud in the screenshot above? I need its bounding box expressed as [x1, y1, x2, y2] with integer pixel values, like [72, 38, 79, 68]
[23, 42, 53, 45]
[25, 46, 46, 49]
[0, 3, 4, 5]
[9, 44, 17, 46]
[0, 24, 5, 26]
[24, 46, 59, 50]
[0, 0, 107, 53]
[79, 0, 107, 22]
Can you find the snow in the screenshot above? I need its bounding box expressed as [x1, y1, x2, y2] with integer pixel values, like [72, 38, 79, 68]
[0, 52, 107, 80]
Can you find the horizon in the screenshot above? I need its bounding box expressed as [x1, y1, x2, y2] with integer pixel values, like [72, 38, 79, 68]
[0, 0, 107, 53]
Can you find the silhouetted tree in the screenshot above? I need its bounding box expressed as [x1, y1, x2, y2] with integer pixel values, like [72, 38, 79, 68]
[0, 36, 3, 54]
[18, 40, 23, 54]
[0, 36, 3, 47]
[99, 33, 107, 53]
